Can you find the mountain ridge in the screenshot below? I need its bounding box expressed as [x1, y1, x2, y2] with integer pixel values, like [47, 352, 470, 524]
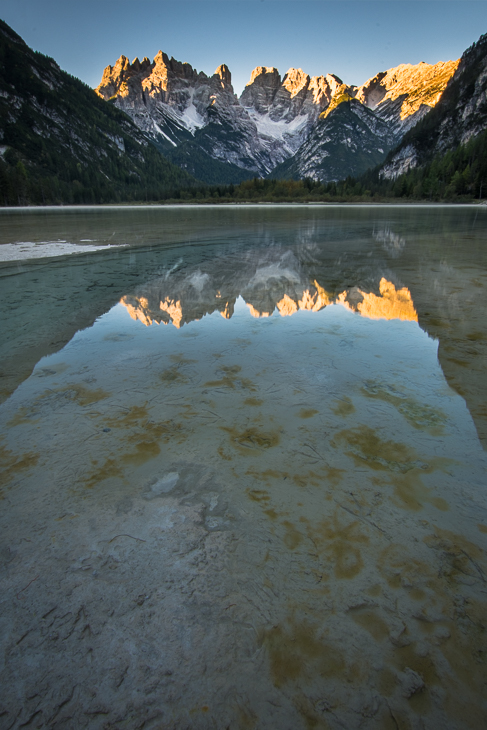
[95, 51, 458, 183]
[379, 33, 487, 179]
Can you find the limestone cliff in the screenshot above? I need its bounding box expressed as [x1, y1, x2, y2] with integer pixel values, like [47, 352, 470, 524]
[96, 53, 279, 178]
[274, 61, 460, 183]
[240, 67, 345, 158]
[96, 53, 234, 136]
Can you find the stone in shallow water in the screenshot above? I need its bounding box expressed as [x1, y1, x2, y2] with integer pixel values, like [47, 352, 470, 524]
[150, 472, 179, 495]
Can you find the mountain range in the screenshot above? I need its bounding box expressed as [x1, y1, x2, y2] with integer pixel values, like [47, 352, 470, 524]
[95, 53, 459, 183]
[1, 16, 487, 202]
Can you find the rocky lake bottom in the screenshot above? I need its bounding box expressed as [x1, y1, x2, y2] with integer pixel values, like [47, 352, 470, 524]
[0, 205, 486, 729]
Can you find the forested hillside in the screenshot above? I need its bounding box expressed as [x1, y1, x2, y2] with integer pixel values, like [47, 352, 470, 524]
[362, 127, 487, 200]
[0, 20, 197, 205]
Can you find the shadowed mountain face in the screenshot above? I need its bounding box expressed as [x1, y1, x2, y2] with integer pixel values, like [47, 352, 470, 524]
[1, 206, 486, 448]
[271, 100, 397, 182]
[95, 50, 458, 183]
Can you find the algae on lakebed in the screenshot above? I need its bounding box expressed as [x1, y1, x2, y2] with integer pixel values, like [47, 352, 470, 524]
[333, 424, 422, 472]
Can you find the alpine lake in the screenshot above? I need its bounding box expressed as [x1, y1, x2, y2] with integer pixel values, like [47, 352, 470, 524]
[1, 204, 486, 730]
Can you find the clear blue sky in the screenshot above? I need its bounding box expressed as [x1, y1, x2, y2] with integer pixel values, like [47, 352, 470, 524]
[1, 1, 486, 94]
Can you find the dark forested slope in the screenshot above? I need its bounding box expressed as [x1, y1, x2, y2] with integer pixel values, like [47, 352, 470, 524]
[0, 20, 197, 205]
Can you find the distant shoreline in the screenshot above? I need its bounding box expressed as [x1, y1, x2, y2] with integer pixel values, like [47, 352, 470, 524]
[1, 201, 486, 212]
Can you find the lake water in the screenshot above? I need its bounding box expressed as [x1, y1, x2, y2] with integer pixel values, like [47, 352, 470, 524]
[1, 205, 486, 729]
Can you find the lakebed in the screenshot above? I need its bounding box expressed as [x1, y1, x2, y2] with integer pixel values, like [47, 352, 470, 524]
[1, 205, 486, 729]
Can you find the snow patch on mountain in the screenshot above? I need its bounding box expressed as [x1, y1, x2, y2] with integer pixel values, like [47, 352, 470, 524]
[153, 122, 177, 146]
[246, 110, 310, 156]
[179, 100, 205, 133]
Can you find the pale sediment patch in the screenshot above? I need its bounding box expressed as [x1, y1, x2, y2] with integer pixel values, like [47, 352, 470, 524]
[0, 240, 124, 262]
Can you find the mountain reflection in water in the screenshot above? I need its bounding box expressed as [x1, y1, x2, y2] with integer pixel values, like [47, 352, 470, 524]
[0, 205, 486, 446]
[120, 274, 418, 327]
[1, 206, 487, 729]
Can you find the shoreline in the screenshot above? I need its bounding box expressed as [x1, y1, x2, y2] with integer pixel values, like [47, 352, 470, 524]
[1, 201, 486, 212]
[1, 203, 485, 264]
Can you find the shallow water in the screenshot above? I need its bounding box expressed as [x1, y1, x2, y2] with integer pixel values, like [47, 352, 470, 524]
[1, 206, 487, 729]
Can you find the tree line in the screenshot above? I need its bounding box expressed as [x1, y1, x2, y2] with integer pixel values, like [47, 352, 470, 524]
[163, 128, 487, 204]
[3, 123, 486, 205]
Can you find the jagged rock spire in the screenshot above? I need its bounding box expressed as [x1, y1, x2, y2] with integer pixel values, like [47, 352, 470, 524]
[215, 64, 231, 86]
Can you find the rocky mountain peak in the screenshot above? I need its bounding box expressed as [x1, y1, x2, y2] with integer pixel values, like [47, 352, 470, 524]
[239, 66, 282, 114]
[129, 56, 152, 74]
[247, 66, 281, 86]
[354, 59, 460, 132]
[325, 74, 343, 93]
[96, 55, 148, 100]
[241, 66, 347, 121]
[114, 55, 130, 72]
[151, 50, 201, 88]
[282, 68, 310, 97]
[307, 74, 344, 107]
[106, 55, 141, 82]
[380, 33, 487, 179]
[214, 64, 232, 88]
